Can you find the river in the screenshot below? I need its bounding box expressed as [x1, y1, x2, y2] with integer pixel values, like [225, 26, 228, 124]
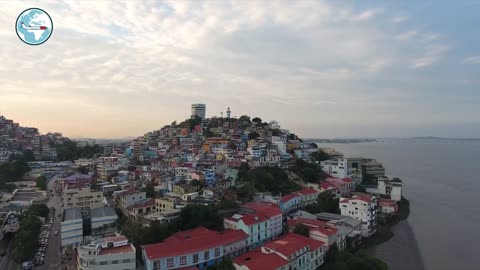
[317, 140, 480, 270]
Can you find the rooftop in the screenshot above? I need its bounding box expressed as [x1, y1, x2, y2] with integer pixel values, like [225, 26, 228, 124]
[295, 188, 319, 196]
[288, 217, 338, 236]
[241, 202, 282, 218]
[91, 207, 117, 219]
[126, 198, 155, 210]
[63, 173, 92, 181]
[63, 207, 82, 221]
[98, 243, 135, 256]
[142, 227, 248, 260]
[280, 193, 300, 203]
[234, 249, 287, 270]
[263, 233, 324, 258]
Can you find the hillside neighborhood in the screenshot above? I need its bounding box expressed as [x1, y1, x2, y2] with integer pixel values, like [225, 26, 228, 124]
[0, 105, 405, 270]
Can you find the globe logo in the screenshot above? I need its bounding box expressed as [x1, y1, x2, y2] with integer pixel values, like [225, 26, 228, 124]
[15, 8, 53, 45]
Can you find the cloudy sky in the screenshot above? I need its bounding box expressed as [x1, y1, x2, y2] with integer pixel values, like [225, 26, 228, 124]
[1, 0, 479, 139]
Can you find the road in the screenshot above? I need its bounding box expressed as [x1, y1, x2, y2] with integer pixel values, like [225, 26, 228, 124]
[0, 171, 65, 270]
[39, 173, 63, 270]
[0, 235, 18, 270]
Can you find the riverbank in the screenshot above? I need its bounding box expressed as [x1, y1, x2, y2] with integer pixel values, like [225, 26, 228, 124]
[320, 198, 410, 270]
[361, 197, 410, 248]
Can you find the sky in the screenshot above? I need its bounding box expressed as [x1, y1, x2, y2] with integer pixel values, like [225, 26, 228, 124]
[0, 0, 479, 139]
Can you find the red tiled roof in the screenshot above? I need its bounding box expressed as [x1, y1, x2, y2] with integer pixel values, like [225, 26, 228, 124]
[98, 244, 135, 255]
[234, 249, 287, 270]
[225, 213, 268, 225]
[296, 188, 319, 196]
[242, 202, 282, 217]
[263, 233, 323, 258]
[342, 177, 353, 183]
[289, 218, 337, 236]
[101, 235, 128, 243]
[341, 193, 375, 203]
[126, 198, 155, 210]
[379, 198, 397, 206]
[280, 193, 300, 203]
[142, 227, 248, 260]
[321, 182, 336, 190]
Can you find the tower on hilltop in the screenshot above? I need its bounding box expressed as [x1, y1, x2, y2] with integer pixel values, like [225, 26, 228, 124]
[191, 103, 206, 119]
[226, 107, 231, 119]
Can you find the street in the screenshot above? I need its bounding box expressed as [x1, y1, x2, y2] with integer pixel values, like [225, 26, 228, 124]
[0, 235, 18, 270]
[0, 173, 64, 270]
[39, 173, 63, 270]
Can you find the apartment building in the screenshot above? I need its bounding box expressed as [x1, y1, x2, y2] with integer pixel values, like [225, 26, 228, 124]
[339, 193, 378, 237]
[142, 227, 248, 270]
[116, 189, 147, 211]
[63, 187, 104, 209]
[225, 202, 283, 248]
[233, 233, 325, 270]
[77, 235, 136, 270]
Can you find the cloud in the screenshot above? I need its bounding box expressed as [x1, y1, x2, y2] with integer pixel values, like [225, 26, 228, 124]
[392, 16, 407, 23]
[0, 0, 467, 138]
[412, 45, 449, 68]
[396, 30, 420, 41]
[461, 56, 480, 64]
[351, 9, 382, 21]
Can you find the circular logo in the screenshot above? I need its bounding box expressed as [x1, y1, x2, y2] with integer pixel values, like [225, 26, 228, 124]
[15, 8, 53, 45]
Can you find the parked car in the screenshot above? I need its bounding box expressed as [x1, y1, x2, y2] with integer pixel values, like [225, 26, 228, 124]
[0, 249, 6, 256]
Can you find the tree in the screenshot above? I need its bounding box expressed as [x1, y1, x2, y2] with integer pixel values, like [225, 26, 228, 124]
[238, 115, 251, 123]
[207, 259, 235, 270]
[28, 203, 50, 218]
[248, 132, 260, 140]
[305, 192, 339, 214]
[252, 117, 262, 124]
[12, 213, 42, 262]
[0, 160, 31, 182]
[240, 166, 301, 196]
[36, 175, 47, 190]
[77, 166, 89, 174]
[323, 249, 388, 270]
[174, 205, 223, 231]
[145, 182, 155, 198]
[293, 223, 310, 237]
[21, 150, 35, 162]
[311, 150, 330, 162]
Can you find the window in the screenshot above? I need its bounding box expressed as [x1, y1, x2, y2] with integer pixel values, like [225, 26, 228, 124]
[153, 260, 161, 269]
[180, 256, 187, 265]
[122, 259, 131, 263]
[99, 261, 107, 265]
[112, 260, 118, 264]
[167, 258, 174, 268]
[214, 248, 220, 257]
[204, 250, 210, 260]
[193, 254, 199, 263]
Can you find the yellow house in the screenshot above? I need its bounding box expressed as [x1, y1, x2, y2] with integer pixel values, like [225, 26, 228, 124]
[155, 197, 177, 213]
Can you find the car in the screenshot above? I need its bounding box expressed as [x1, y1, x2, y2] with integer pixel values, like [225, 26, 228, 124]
[54, 230, 58, 236]
[0, 249, 6, 256]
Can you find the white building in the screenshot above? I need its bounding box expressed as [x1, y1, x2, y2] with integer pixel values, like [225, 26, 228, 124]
[77, 235, 136, 270]
[378, 177, 402, 201]
[191, 103, 206, 119]
[320, 159, 348, 179]
[339, 193, 378, 237]
[271, 136, 286, 154]
[224, 202, 283, 248]
[233, 233, 325, 270]
[116, 189, 147, 211]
